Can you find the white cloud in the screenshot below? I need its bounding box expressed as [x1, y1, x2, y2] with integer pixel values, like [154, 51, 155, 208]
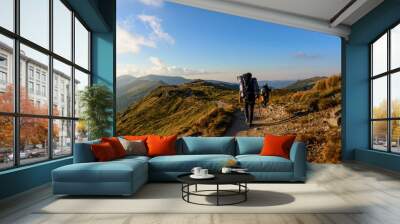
[117, 25, 155, 54]
[117, 15, 174, 55]
[147, 57, 204, 75]
[138, 14, 175, 44]
[149, 56, 164, 68]
[117, 57, 207, 77]
[139, 0, 163, 7]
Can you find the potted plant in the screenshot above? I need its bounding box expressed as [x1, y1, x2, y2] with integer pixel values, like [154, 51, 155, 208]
[79, 84, 113, 140]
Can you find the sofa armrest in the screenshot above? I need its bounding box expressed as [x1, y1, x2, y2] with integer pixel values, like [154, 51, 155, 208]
[73, 140, 100, 163]
[289, 141, 306, 182]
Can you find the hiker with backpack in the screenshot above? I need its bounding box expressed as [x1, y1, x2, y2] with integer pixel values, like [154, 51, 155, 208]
[238, 73, 259, 126]
[260, 83, 271, 108]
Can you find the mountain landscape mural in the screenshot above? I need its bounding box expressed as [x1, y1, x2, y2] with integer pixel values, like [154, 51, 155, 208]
[116, 0, 341, 163]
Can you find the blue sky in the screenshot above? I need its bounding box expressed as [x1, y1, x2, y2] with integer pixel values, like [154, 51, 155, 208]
[117, 0, 341, 82]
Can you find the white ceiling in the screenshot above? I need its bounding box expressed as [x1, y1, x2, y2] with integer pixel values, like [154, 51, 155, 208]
[228, 0, 353, 22]
[169, 0, 384, 38]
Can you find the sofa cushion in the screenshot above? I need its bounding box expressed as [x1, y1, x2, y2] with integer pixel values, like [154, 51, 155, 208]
[260, 134, 296, 159]
[116, 155, 150, 163]
[91, 142, 118, 161]
[53, 158, 147, 183]
[101, 137, 127, 158]
[147, 135, 177, 157]
[236, 155, 293, 172]
[149, 154, 235, 172]
[124, 135, 148, 142]
[180, 137, 235, 155]
[236, 137, 264, 155]
[119, 138, 147, 156]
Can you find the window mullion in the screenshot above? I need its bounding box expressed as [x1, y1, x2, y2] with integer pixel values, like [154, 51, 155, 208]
[88, 31, 91, 75]
[371, 47, 374, 149]
[388, 30, 391, 153]
[71, 10, 76, 155]
[48, 0, 54, 160]
[13, 0, 20, 167]
[370, 45, 373, 149]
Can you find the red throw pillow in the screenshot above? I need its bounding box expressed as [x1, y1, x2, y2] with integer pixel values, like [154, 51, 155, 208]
[260, 134, 296, 159]
[101, 137, 126, 158]
[91, 142, 117, 161]
[146, 135, 177, 157]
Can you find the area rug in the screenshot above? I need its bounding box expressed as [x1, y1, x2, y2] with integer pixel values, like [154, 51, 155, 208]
[37, 183, 361, 214]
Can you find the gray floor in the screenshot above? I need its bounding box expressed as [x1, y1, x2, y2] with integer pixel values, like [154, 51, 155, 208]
[1, 162, 400, 224]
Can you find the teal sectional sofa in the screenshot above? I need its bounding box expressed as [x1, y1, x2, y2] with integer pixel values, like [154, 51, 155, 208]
[52, 137, 306, 196]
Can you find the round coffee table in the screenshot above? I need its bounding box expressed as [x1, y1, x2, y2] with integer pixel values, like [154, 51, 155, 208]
[177, 173, 255, 206]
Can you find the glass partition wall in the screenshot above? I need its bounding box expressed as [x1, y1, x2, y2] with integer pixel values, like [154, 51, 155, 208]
[0, 0, 91, 170]
[371, 23, 400, 153]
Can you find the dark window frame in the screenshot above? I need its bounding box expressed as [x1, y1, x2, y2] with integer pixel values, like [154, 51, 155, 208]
[0, 0, 91, 171]
[370, 21, 400, 154]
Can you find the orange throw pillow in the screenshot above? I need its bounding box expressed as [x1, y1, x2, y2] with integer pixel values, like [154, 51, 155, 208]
[101, 137, 126, 158]
[124, 135, 148, 141]
[146, 135, 177, 157]
[91, 142, 117, 161]
[260, 134, 296, 159]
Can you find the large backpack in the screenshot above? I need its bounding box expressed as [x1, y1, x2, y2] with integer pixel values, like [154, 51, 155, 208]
[243, 75, 257, 102]
[242, 73, 253, 95]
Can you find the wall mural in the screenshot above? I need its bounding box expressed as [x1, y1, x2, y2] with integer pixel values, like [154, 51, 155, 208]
[116, 0, 341, 163]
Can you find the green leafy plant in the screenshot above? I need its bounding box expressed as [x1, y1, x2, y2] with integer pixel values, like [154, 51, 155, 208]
[80, 84, 113, 140]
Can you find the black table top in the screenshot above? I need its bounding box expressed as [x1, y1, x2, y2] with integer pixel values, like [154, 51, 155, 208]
[177, 172, 255, 185]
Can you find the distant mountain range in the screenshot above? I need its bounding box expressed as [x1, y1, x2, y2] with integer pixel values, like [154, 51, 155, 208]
[258, 80, 296, 89]
[284, 76, 326, 91]
[117, 79, 165, 113]
[116, 74, 329, 112]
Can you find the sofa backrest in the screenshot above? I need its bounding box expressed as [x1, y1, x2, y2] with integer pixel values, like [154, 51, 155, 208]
[73, 139, 100, 163]
[74, 137, 273, 161]
[179, 137, 235, 155]
[235, 137, 264, 155]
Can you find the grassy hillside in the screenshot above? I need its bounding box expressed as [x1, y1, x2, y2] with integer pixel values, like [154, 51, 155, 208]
[117, 80, 238, 136]
[272, 75, 341, 163]
[116, 79, 165, 112]
[235, 75, 342, 163]
[271, 75, 341, 114]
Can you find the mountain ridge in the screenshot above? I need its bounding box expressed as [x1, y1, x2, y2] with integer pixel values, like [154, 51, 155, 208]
[117, 80, 238, 136]
[116, 74, 331, 113]
[117, 74, 307, 90]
